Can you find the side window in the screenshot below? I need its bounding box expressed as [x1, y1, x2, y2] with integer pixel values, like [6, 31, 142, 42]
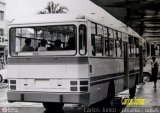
[105, 37, 109, 56]
[113, 30, 117, 57]
[104, 27, 109, 56]
[133, 44, 136, 57]
[97, 24, 103, 36]
[116, 32, 122, 57]
[95, 35, 103, 56]
[122, 33, 128, 42]
[91, 34, 95, 56]
[79, 25, 87, 55]
[109, 39, 114, 56]
[135, 38, 139, 57]
[128, 36, 132, 57]
[91, 35, 103, 56]
[108, 28, 114, 56]
[113, 30, 117, 39]
[91, 23, 96, 34]
[104, 27, 108, 37]
[108, 28, 114, 38]
[91, 22, 103, 56]
[128, 36, 135, 57]
[122, 33, 127, 57]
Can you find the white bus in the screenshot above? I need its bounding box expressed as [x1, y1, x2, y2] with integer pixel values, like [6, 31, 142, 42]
[7, 14, 144, 110]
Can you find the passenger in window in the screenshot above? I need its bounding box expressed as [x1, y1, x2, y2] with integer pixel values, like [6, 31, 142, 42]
[65, 37, 75, 50]
[38, 39, 47, 51]
[54, 40, 62, 50]
[35, 43, 41, 51]
[22, 38, 34, 51]
[47, 44, 54, 51]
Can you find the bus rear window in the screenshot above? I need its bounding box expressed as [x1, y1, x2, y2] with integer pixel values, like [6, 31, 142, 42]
[10, 25, 77, 56]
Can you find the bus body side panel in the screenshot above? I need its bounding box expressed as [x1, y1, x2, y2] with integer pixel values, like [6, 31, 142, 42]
[87, 21, 125, 105]
[89, 57, 125, 105]
[128, 58, 140, 89]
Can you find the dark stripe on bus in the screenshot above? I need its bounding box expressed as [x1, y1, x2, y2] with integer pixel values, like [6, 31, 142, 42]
[8, 57, 88, 65]
[90, 70, 140, 86]
[90, 72, 124, 82]
[90, 75, 125, 86]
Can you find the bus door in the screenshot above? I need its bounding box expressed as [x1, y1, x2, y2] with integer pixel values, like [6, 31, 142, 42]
[124, 42, 129, 89]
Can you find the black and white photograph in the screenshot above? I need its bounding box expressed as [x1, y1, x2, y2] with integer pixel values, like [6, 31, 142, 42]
[0, 0, 160, 113]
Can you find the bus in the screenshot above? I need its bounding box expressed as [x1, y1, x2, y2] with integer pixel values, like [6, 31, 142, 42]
[7, 14, 144, 110]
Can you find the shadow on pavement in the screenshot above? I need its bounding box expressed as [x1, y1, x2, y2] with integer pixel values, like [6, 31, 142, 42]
[44, 109, 64, 113]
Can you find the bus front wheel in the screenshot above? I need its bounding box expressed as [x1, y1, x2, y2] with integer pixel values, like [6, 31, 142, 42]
[43, 102, 64, 110]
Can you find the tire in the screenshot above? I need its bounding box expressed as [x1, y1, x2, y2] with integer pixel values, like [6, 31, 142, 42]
[0, 74, 3, 83]
[90, 81, 115, 109]
[129, 75, 139, 98]
[106, 81, 115, 107]
[129, 86, 136, 98]
[43, 102, 64, 111]
[143, 73, 151, 83]
[98, 80, 115, 108]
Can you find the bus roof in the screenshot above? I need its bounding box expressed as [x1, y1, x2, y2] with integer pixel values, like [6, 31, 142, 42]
[9, 13, 142, 39]
[9, 14, 86, 25]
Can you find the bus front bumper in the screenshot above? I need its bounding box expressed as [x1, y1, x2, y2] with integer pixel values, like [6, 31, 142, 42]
[7, 91, 90, 105]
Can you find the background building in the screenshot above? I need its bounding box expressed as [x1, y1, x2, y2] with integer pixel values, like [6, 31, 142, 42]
[0, 0, 8, 46]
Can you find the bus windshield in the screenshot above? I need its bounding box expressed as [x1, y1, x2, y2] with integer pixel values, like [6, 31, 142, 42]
[10, 25, 77, 56]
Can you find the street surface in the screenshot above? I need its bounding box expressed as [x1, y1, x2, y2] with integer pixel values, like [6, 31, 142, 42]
[121, 80, 160, 113]
[0, 83, 125, 113]
[1, 81, 159, 113]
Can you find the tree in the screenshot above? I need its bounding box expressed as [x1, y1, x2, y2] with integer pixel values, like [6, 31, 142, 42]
[39, 1, 69, 14]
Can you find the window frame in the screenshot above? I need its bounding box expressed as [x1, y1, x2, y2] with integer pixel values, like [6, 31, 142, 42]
[115, 31, 122, 58]
[9, 24, 77, 57]
[91, 22, 104, 56]
[91, 34, 103, 56]
[104, 27, 110, 56]
[129, 36, 138, 58]
[108, 28, 115, 57]
[134, 37, 140, 57]
[97, 24, 103, 36]
[91, 22, 96, 35]
[79, 24, 87, 56]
